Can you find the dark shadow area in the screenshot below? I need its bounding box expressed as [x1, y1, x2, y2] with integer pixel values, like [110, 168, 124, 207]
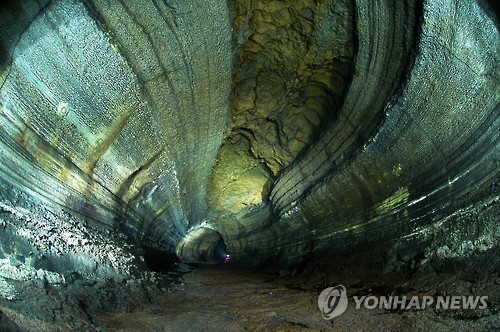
[482, 0, 499, 21]
[143, 247, 180, 273]
[287, 242, 499, 317]
[0, 309, 21, 332]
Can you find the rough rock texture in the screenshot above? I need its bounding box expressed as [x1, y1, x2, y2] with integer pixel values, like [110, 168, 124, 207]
[207, 0, 354, 219]
[206, 0, 499, 267]
[0, 0, 498, 329]
[0, 0, 232, 252]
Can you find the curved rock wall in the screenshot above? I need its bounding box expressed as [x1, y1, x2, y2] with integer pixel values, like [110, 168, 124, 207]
[0, 0, 232, 257]
[189, 0, 499, 266]
[0, 0, 498, 270]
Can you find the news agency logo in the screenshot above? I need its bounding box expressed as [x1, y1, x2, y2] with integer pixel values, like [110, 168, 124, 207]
[318, 285, 489, 320]
[318, 285, 348, 320]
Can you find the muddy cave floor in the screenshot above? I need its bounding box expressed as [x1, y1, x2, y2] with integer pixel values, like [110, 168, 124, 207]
[3, 245, 497, 332]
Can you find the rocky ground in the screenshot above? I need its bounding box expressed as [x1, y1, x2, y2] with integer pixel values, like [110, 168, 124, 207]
[95, 247, 499, 332]
[92, 194, 500, 331]
[0, 195, 498, 331]
[3, 244, 497, 331]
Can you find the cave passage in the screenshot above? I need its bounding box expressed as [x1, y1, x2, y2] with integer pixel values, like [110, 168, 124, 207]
[0, 0, 498, 330]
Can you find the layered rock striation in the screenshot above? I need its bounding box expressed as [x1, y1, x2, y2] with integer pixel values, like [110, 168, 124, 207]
[0, 0, 498, 272]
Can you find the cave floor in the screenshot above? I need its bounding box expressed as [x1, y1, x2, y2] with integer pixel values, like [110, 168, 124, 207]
[95, 261, 498, 332]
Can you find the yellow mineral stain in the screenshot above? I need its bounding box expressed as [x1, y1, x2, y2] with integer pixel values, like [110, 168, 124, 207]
[82, 104, 136, 175]
[50, 134, 59, 147]
[376, 186, 409, 215]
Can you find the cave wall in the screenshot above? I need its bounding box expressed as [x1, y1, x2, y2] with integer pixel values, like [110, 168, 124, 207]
[0, 0, 498, 270]
[217, 0, 499, 266]
[0, 0, 232, 257]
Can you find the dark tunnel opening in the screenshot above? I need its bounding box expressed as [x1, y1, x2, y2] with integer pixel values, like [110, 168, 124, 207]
[213, 239, 229, 262]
